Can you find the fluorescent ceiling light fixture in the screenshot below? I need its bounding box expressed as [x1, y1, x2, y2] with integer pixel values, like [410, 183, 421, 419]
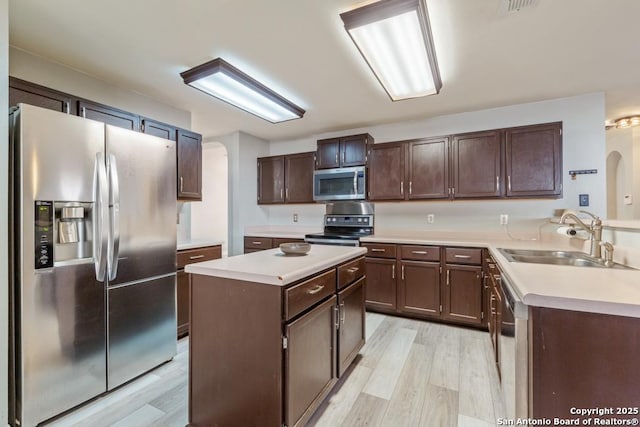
[180, 58, 305, 123]
[340, 0, 442, 101]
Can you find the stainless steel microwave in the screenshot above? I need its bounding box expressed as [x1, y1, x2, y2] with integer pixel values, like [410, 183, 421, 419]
[313, 166, 366, 201]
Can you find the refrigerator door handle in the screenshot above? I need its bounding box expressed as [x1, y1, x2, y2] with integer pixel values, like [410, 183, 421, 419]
[93, 153, 109, 281]
[107, 154, 120, 280]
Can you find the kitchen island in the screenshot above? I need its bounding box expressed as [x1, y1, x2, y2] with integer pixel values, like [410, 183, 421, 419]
[185, 245, 367, 427]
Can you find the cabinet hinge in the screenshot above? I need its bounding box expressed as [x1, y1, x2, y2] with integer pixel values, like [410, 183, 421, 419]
[282, 336, 288, 349]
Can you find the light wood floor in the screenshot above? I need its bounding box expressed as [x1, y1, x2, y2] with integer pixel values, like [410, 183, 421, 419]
[47, 313, 504, 427]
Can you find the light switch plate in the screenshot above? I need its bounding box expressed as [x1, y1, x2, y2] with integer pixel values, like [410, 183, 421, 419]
[624, 195, 633, 205]
[579, 194, 589, 207]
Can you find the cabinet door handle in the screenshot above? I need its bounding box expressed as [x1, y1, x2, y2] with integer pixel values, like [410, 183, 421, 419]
[342, 151, 346, 164]
[340, 302, 345, 325]
[496, 176, 500, 192]
[392, 264, 395, 279]
[401, 265, 405, 280]
[508, 175, 512, 191]
[180, 176, 184, 193]
[400, 181, 404, 195]
[64, 101, 70, 114]
[335, 306, 340, 329]
[490, 294, 496, 314]
[285, 188, 289, 200]
[454, 254, 471, 259]
[371, 248, 385, 253]
[307, 284, 325, 295]
[280, 188, 283, 200]
[189, 255, 205, 260]
[446, 269, 450, 286]
[81, 106, 86, 118]
[335, 152, 339, 165]
[411, 250, 427, 255]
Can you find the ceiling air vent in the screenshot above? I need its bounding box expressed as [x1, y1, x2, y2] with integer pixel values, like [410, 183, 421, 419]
[499, 0, 539, 13]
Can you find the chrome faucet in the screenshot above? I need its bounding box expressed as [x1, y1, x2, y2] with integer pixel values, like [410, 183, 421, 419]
[559, 210, 603, 258]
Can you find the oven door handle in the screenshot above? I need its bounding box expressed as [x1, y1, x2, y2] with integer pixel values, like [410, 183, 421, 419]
[305, 237, 359, 247]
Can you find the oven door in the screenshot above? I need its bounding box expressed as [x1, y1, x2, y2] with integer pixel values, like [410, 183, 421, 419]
[313, 167, 366, 201]
[304, 237, 360, 247]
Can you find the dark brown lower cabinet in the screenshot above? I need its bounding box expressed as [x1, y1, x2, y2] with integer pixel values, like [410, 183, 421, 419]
[176, 245, 221, 337]
[285, 296, 337, 427]
[364, 257, 396, 311]
[530, 308, 640, 420]
[443, 264, 483, 326]
[398, 260, 441, 318]
[189, 255, 365, 427]
[337, 277, 366, 376]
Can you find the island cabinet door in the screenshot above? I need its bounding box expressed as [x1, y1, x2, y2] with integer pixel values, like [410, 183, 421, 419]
[338, 277, 366, 377]
[285, 296, 337, 427]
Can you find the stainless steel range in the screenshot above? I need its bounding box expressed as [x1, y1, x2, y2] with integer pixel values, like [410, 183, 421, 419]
[305, 202, 374, 246]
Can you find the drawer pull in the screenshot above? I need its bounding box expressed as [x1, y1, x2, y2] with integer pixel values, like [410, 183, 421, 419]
[346, 267, 360, 273]
[307, 284, 325, 295]
[371, 248, 386, 252]
[411, 250, 428, 255]
[340, 302, 346, 325]
[454, 254, 471, 259]
[251, 241, 262, 245]
[189, 255, 205, 260]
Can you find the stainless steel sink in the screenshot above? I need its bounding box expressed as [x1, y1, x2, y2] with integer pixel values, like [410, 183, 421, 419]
[498, 248, 634, 269]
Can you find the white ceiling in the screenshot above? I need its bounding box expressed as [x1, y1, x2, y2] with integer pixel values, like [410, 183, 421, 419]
[9, 0, 640, 141]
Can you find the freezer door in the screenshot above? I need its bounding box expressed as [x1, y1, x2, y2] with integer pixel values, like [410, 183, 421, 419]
[107, 274, 177, 389]
[105, 125, 177, 285]
[12, 105, 107, 426]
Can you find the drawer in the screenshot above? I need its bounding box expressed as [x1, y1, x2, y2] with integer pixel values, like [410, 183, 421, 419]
[273, 238, 304, 247]
[445, 247, 482, 265]
[362, 243, 396, 259]
[337, 257, 365, 290]
[284, 269, 336, 321]
[177, 245, 222, 269]
[244, 236, 273, 250]
[400, 245, 440, 262]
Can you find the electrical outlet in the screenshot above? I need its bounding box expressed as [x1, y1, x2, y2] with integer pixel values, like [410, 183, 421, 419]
[500, 214, 509, 225]
[579, 194, 589, 207]
[293, 213, 298, 222]
[427, 214, 435, 224]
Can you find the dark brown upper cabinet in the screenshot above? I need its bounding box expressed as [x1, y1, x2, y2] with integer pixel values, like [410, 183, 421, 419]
[451, 130, 504, 198]
[316, 133, 372, 169]
[78, 99, 140, 131]
[285, 152, 315, 203]
[141, 117, 177, 141]
[258, 156, 286, 204]
[367, 142, 405, 200]
[407, 137, 450, 200]
[505, 122, 562, 197]
[9, 76, 76, 115]
[177, 128, 202, 201]
[258, 153, 315, 205]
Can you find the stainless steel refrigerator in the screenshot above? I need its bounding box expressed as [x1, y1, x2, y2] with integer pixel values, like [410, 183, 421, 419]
[9, 104, 177, 427]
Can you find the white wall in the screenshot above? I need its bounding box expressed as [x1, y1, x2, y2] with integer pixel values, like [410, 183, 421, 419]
[218, 132, 269, 255]
[190, 143, 229, 256]
[267, 93, 607, 232]
[1, 1, 9, 424]
[9, 47, 191, 129]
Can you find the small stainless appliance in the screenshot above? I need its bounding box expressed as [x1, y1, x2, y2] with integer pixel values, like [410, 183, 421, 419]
[305, 201, 374, 246]
[9, 104, 177, 427]
[313, 166, 366, 201]
[499, 273, 529, 420]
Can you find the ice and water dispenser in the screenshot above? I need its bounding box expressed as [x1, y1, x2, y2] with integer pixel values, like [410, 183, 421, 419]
[34, 200, 94, 269]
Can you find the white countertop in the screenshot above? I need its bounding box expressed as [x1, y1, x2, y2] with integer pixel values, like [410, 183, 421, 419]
[362, 231, 640, 318]
[185, 245, 366, 286]
[177, 239, 224, 251]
